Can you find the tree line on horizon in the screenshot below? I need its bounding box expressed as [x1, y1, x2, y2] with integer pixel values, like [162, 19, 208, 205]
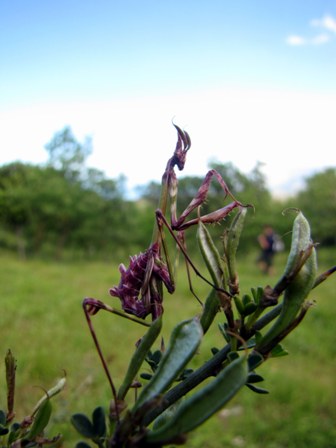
[0, 127, 335, 260]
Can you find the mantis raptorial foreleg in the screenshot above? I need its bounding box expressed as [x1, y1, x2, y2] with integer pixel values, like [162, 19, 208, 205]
[155, 208, 237, 302]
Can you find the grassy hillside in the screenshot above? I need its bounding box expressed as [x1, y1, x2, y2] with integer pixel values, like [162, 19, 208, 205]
[0, 249, 335, 447]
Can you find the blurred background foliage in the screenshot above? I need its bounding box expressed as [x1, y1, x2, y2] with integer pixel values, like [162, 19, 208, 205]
[0, 126, 335, 261]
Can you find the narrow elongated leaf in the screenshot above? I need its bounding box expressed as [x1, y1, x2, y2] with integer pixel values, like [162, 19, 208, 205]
[197, 220, 224, 288]
[27, 399, 52, 440]
[246, 383, 269, 394]
[134, 318, 203, 411]
[145, 354, 248, 445]
[152, 400, 182, 431]
[0, 410, 6, 425]
[224, 207, 247, 293]
[200, 288, 220, 334]
[244, 302, 258, 315]
[118, 316, 162, 400]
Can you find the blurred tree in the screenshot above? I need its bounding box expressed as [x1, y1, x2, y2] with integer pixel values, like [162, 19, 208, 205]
[45, 126, 92, 181]
[0, 162, 83, 257]
[296, 168, 336, 246]
[137, 181, 162, 208]
[0, 162, 36, 258]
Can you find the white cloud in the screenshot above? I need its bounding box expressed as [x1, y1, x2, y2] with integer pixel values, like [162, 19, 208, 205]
[287, 14, 336, 46]
[286, 35, 306, 46]
[311, 33, 330, 45]
[311, 15, 336, 33]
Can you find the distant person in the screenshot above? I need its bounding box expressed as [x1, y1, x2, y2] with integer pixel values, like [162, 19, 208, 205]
[257, 225, 279, 275]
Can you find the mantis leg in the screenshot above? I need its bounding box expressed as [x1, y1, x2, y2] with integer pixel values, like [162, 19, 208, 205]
[82, 298, 151, 422]
[155, 209, 231, 298]
[171, 169, 243, 231]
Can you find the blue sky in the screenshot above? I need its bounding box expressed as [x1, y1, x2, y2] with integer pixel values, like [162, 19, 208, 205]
[1, 0, 335, 197]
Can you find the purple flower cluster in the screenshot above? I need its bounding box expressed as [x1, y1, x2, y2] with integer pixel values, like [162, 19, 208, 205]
[109, 242, 174, 319]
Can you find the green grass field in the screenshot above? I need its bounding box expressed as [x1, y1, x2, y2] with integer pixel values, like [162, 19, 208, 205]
[1, 249, 335, 447]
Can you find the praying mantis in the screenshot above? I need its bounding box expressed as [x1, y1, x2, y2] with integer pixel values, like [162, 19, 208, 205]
[82, 124, 246, 414]
[83, 123, 247, 320]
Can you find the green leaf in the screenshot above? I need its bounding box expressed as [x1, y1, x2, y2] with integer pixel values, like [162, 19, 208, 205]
[247, 372, 264, 383]
[233, 295, 245, 315]
[242, 294, 252, 306]
[248, 351, 264, 370]
[145, 354, 248, 445]
[92, 407, 106, 438]
[7, 424, 21, 445]
[197, 220, 225, 288]
[152, 400, 182, 431]
[243, 302, 258, 316]
[251, 286, 264, 305]
[71, 413, 96, 438]
[145, 357, 158, 370]
[134, 318, 203, 412]
[200, 288, 220, 334]
[0, 410, 6, 425]
[140, 373, 153, 380]
[27, 398, 52, 440]
[246, 383, 269, 394]
[271, 343, 289, 358]
[0, 425, 9, 436]
[118, 316, 162, 400]
[76, 442, 92, 448]
[224, 207, 247, 291]
[151, 349, 163, 364]
[218, 322, 230, 342]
